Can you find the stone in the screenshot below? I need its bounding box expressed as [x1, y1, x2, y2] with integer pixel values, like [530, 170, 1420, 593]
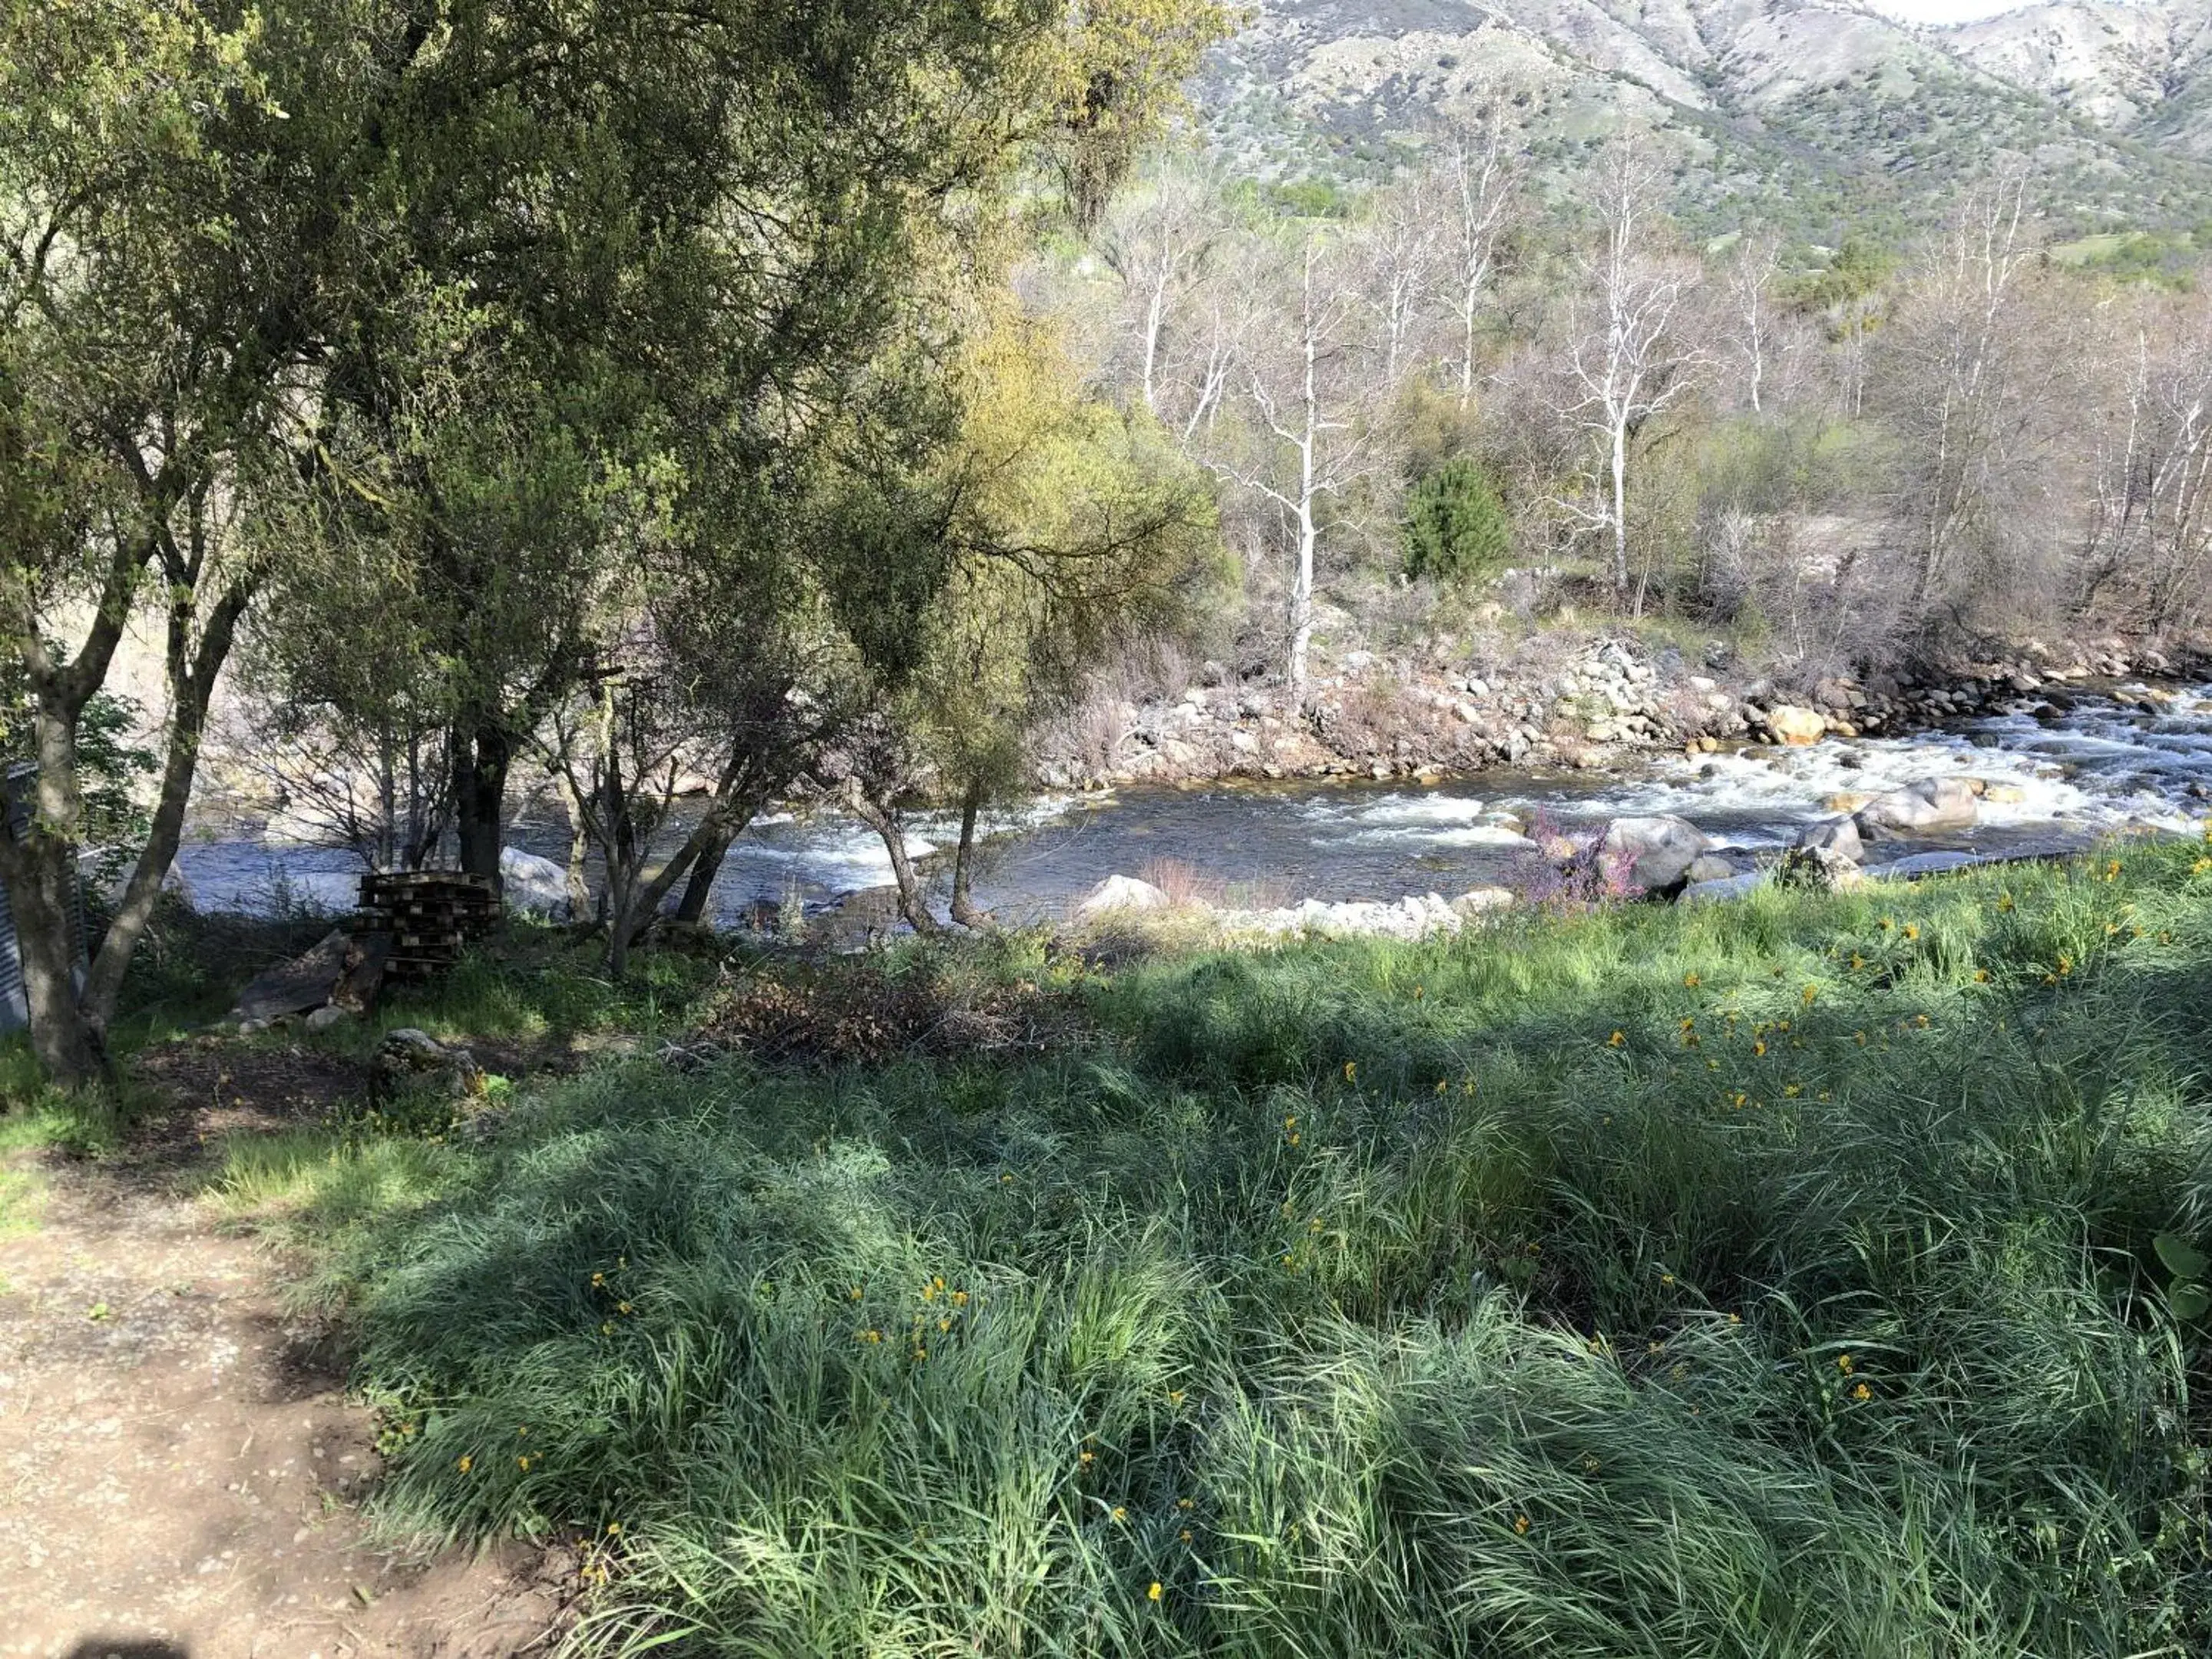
[1452, 887, 1516, 916]
[1599, 814, 1712, 894]
[500, 846, 572, 919]
[1764, 706, 1827, 745]
[305, 1005, 350, 1030]
[1795, 815, 1864, 864]
[1683, 854, 1735, 884]
[1076, 875, 1173, 916]
[1678, 871, 1765, 904]
[1854, 777, 1979, 841]
[1776, 845, 1860, 891]
[369, 1026, 484, 1104]
[228, 928, 352, 1024]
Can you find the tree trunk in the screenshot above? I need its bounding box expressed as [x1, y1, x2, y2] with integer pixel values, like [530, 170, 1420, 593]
[451, 723, 512, 888]
[845, 785, 937, 935]
[1610, 418, 1631, 597]
[673, 826, 732, 926]
[0, 833, 101, 1086]
[83, 580, 252, 1028]
[949, 778, 990, 930]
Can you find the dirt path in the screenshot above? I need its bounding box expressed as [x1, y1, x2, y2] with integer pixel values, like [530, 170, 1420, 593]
[0, 1142, 567, 1659]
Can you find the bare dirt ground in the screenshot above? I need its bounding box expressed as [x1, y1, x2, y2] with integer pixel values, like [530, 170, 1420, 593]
[0, 1091, 570, 1658]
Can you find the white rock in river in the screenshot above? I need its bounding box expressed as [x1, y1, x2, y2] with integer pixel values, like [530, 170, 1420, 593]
[1076, 874, 1174, 916]
[501, 846, 572, 918]
[1854, 778, 1978, 841]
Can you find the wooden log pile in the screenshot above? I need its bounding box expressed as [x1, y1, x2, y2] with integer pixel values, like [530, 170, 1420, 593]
[356, 871, 501, 983]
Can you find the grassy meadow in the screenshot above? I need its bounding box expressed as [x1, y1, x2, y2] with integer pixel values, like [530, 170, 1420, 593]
[212, 833, 2212, 1656]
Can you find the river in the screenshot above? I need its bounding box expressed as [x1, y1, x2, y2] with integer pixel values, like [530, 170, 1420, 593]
[174, 682, 2212, 927]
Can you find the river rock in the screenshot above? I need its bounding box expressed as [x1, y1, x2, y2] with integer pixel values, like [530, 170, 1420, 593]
[1453, 886, 1516, 916]
[1854, 777, 1979, 841]
[1796, 815, 1864, 864]
[1076, 874, 1173, 916]
[501, 846, 571, 919]
[1599, 814, 1712, 894]
[1764, 706, 1827, 745]
[1679, 871, 1766, 904]
[1683, 854, 1736, 885]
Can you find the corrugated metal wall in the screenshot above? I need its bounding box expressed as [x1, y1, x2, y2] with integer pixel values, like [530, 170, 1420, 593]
[0, 762, 90, 1036]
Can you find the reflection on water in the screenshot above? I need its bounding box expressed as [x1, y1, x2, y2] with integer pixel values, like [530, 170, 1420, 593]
[176, 683, 2212, 925]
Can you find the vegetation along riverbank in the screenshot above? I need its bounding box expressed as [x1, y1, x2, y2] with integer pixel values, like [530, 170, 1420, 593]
[13, 828, 2186, 1653]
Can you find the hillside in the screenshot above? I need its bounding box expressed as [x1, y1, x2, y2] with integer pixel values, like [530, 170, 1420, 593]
[1195, 0, 2212, 237]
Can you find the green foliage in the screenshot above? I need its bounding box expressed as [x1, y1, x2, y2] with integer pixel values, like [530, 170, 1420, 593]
[1400, 458, 1512, 587]
[232, 839, 2212, 1654]
[0, 666, 154, 888]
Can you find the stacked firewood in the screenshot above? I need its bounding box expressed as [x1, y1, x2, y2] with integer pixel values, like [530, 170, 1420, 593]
[356, 871, 501, 983]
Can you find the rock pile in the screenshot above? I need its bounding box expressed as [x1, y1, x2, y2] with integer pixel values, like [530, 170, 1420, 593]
[1043, 632, 2207, 793]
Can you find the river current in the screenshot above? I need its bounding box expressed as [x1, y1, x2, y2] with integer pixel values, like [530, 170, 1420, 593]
[175, 682, 2212, 926]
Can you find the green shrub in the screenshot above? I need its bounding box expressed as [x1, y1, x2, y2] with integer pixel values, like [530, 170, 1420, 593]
[1401, 458, 1512, 586]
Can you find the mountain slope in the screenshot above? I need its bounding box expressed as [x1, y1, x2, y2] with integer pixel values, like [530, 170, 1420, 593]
[1193, 0, 2212, 236]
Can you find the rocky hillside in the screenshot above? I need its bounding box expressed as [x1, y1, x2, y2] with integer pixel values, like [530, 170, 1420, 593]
[1951, 0, 2212, 154]
[1197, 0, 2212, 236]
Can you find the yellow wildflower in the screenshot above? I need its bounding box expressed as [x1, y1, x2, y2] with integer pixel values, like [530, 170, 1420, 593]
[1684, 972, 1701, 987]
[1149, 1581, 1164, 1602]
[1513, 1514, 1532, 1535]
[1344, 1061, 1357, 1082]
[1852, 1382, 1871, 1403]
[457, 1455, 473, 1473]
[1608, 1030, 1625, 1047]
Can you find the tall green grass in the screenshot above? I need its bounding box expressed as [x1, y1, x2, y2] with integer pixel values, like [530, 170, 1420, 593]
[222, 837, 2212, 1655]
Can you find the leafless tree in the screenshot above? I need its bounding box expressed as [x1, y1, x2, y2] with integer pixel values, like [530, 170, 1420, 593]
[1874, 166, 2054, 610]
[1099, 167, 1218, 418]
[2075, 291, 2212, 630]
[1721, 232, 1782, 415]
[1355, 178, 1438, 390]
[1440, 110, 1519, 409]
[1549, 137, 1704, 612]
[1204, 233, 1377, 706]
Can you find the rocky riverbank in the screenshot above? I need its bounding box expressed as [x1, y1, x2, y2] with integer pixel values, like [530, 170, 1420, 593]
[1038, 631, 2212, 791]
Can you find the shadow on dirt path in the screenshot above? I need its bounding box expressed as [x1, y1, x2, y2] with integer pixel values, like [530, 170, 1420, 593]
[0, 1125, 570, 1657]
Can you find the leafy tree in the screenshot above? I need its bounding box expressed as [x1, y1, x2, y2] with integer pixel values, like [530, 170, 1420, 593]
[1401, 458, 1512, 586]
[828, 309, 1212, 931]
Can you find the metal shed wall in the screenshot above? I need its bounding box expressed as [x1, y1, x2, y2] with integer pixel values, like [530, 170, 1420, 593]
[0, 762, 89, 1036]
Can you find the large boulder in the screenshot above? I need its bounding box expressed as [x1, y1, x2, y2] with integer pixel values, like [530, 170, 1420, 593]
[1764, 706, 1828, 746]
[501, 846, 572, 919]
[1599, 814, 1711, 894]
[1854, 777, 1978, 841]
[1795, 815, 1864, 864]
[1076, 874, 1174, 917]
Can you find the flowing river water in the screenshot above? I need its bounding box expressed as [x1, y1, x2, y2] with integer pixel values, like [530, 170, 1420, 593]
[175, 682, 2212, 927]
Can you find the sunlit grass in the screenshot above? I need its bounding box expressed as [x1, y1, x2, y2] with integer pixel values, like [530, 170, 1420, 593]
[222, 835, 2212, 1655]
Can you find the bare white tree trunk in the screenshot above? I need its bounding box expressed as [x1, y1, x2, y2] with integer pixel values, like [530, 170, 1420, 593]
[1546, 137, 1703, 611]
[1446, 112, 1516, 409]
